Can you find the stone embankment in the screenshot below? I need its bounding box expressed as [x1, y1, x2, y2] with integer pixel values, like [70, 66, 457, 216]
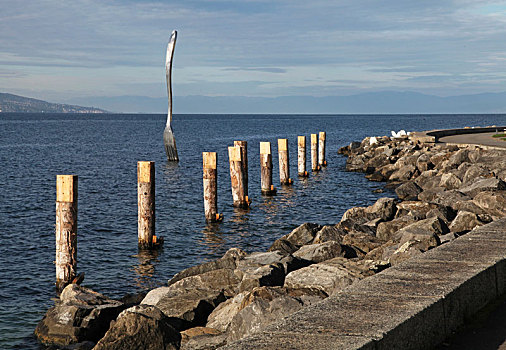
[35, 134, 506, 350]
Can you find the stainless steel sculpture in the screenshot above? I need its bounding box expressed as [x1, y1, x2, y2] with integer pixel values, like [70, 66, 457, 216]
[163, 30, 179, 161]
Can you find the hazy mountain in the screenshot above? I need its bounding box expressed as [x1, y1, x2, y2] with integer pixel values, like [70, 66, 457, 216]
[0, 93, 107, 113]
[69, 91, 506, 114]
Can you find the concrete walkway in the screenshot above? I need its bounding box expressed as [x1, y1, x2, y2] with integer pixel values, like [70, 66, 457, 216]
[221, 219, 506, 350]
[439, 132, 506, 149]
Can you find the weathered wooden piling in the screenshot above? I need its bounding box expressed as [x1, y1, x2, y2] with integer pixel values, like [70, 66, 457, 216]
[203, 152, 222, 222]
[228, 146, 249, 208]
[311, 133, 321, 172]
[298, 136, 308, 177]
[137, 161, 156, 249]
[260, 142, 276, 195]
[319, 131, 327, 166]
[278, 139, 292, 185]
[55, 174, 78, 292]
[234, 140, 249, 204]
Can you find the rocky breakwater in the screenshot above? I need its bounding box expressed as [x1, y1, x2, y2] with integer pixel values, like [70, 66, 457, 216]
[35, 134, 506, 350]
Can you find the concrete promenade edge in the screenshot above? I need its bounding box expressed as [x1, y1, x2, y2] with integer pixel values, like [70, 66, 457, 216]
[220, 218, 506, 350]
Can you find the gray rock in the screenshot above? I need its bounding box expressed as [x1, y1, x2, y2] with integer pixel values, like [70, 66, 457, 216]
[415, 153, 434, 172]
[167, 268, 241, 297]
[414, 170, 441, 190]
[395, 181, 422, 200]
[389, 165, 418, 182]
[35, 285, 124, 347]
[141, 287, 226, 331]
[169, 248, 246, 285]
[292, 241, 351, 263]
[376, 216, 416, 241]
[461, 164, 490, 185]
[93, 305, 180, 350]
[449, 210, 484, 233]
[388, 241, 425, 266]
[459, 177, 506, 198]
[180, 327, 226, 350]
[439, 173, 462, 190]
[284, 257, 378, 295]
[342, 232, 383, 254]
[472, 191, 506, 217]
[268, 223, 322, 254]
[425, 205, 457, 224]
[238, 263, 286, 292]
[340, 197, 397, 225]
[394, 216, 449, 242]
[313, 225, 346, 244]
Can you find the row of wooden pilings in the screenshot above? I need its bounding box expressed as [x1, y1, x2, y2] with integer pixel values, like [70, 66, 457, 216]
[203, 132, 327, 222]
[54, 132, 326, 291]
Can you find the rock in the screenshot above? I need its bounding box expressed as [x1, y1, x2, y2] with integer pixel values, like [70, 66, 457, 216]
[415, 153, 434, 172]
[394, 216, 449, 241]
[238, 263, 286, 292]
[364, 241, 397, 261]
[363, 154, 390, 172]
[430, 151, 451, 168]
[395, 181, 422, 200]
[376, 216, 416, 241]
[284, 257, 378, 295]
[268, 223, 322, 254]
[341, 232, 383, 254]
[395, 201, 436, 219]
[168, 268, 241, 297]
[141, 287, 226, 331]
[388, 241, 425, 266]
[93, 305, 180, 350]
[389, 165, 418, 182]
[440, 149, 470, 171]
[462, 164, 492, 184]
[417, 187, 445, 202]
[206, 292, 247, 332]
[398, 230, 440, 252]
[449, 211, 485, 234]
[341, 197, 397, 225]
[313, 225, 346, 244]
[421, 189, 470, 209]
[459, 177, 506, 198]
[180, 327, 226, 350]
[414, 170, 440, 190]
[235, 251, 286, 270]
[35, 285, 124, 347]
[169, 248, 246, 285]
[472, 191, 506, 217]
[425, 205, 457, 224]
[439, 173, 462, 190]
[292, 241, 352, 263]
[225, 287, 327, 342]
[439, 232, 458, 244]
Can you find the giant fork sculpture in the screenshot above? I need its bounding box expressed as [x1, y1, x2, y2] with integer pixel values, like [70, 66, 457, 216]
[163, 30, 179, 161]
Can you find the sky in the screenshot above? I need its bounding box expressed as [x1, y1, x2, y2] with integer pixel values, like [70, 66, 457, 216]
[2, 0, 506, 108]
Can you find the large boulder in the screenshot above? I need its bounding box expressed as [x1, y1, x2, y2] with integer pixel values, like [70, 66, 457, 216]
[268, 223, 322, 254]
[340, 197, 397, 226]
[35, 285, 124, 347]
[395, 181, 422, 200]
[341, 232, 383, 254]
[449, 211, 485, 234]
[472, 191, 506, 217]
[237, 263, 286, 293]
[313, 225, 346, 244]
[93, 305, 180, 350]
[141, 287, 226, 331]
[376, 216, 416, 241]
[439, 173, 462, 190]
[292, 241, 353, 263]
[393, 216, 449, 242]
[169, 248, 246, 285]
[222, 287, 327, 342]
[167, 268, 241, 297]
[462, 164, 492, 184]
[283, 257, 380, 295]
[459, 178, 506, 198]
[180, 327, 226, 350]
[389, 165, 418, 182]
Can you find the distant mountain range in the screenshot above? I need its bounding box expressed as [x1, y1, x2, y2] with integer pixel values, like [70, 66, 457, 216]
[4, 91, 506, 114]
[69, 91, 506, 114]
[0, 93, 107, 113]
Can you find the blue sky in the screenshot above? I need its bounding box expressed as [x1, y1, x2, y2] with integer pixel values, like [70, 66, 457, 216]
[2, 0, 506, 106]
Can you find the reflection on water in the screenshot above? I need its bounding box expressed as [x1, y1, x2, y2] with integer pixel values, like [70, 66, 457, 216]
[132, 249, 161, 290]
[199, 225, 226, 258]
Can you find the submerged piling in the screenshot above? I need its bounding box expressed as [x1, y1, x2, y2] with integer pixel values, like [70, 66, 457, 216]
[298, 136, 308, 177]
[203, 152, 222, 222]
[137, 161, 156, 249]
[55, 174, 78, 292]
[228, 146, 249, 208]
[278, 138, 292, 185]
[319, 131, 327, 167]
[260, 142, 276, 195]
[311, 133, 320, 172]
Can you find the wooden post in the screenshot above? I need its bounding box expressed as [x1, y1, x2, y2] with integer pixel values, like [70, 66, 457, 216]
[138, 161, 156, 249]
[56, 175, 78, 292]
[234, 140, 250, 205]
[228, 146, 249, 208]
[319, 131, 327, 166]
[278, 139, 291, 185]
[203, 152, 222, 222]
[260, 142, 276, 195]
[298, 136, 308, 177]
[311, 133, 320, 172]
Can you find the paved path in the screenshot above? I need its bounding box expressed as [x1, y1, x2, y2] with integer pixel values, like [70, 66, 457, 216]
[439, 132, 506, 148]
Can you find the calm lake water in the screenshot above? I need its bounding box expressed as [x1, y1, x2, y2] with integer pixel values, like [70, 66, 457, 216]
[0, 113, 505, 349]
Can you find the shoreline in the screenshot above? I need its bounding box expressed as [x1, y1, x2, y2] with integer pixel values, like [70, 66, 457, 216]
[34, 130, 506, 349]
